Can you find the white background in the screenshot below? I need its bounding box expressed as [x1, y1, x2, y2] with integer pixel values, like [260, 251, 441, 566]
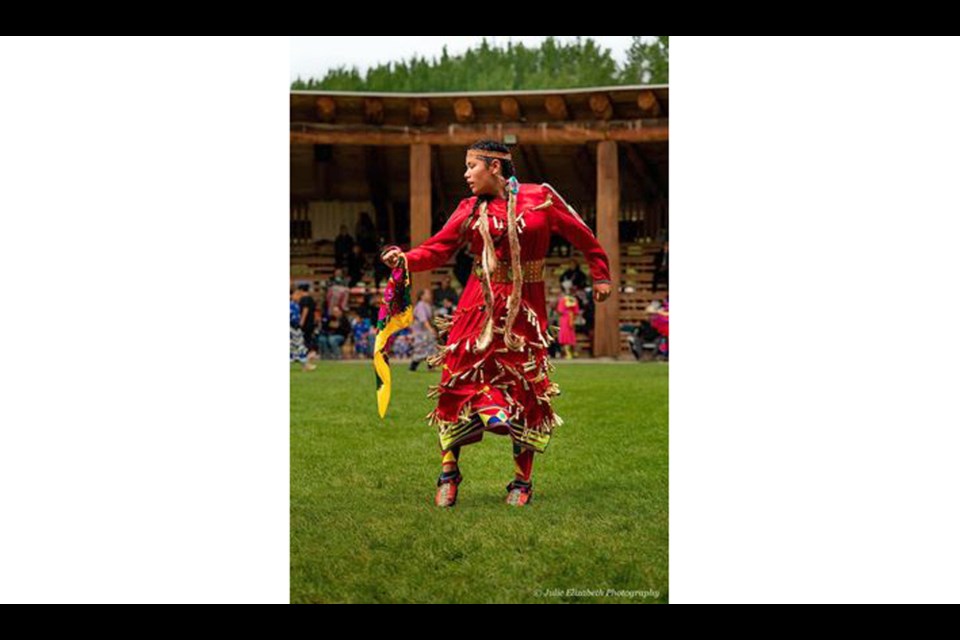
[1, 35, 958, 604]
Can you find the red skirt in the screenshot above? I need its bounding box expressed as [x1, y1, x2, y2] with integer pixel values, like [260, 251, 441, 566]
[425, 274, 562, 454]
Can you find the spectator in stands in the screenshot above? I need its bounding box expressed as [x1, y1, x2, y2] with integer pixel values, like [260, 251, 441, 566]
[326, 268, 350, 315]
[317, 306, 351, 360]
[355, 211, 378, 255]
[347, 243, 367, 287]
[409, 289, 439, 372]
[328, 267, 348, 287]
[652, 241, 668, 292]
[297, 284, 318, 359]
[560, 259, 588, 292]
[556, 289, 582, 360]
[546, 304, 562, 359]
[434, 298, 455, 348]
[373, 235, 391, 286]
[550, 234, 572, 258]
[370, 292, 383, 320]
[572, 287, 596, 335]
[356, 293, 378, 325]
[349, 311, 375, 359]
[435, 297, 455, 320]
[391, 328, 413, 359]
[312, 306, 324, 352]
[334, 224, 354, 269]
[652, 297, 669, 361]
[629, 319, 662, 361]
[290, 286, 315, 371]
[433, 275, 459, 309]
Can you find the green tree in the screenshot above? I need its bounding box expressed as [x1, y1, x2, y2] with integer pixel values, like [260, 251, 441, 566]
[291, 36, 668, 91]
[620, 36, 669, 85]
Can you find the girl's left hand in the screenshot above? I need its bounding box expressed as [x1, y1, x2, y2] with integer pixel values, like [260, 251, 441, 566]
[594, 283, 612, 303]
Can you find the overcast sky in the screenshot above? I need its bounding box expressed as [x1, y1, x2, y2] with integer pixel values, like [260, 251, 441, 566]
[291, 36, 645, 81]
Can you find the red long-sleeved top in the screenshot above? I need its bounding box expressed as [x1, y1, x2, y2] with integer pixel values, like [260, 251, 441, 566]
[400, 183, 611, 285]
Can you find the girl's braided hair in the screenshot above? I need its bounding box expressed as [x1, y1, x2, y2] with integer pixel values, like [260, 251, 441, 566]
[461, 139, 517, 235]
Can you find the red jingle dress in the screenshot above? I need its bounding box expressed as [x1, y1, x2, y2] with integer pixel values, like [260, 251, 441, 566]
[398, 182, 611, 454]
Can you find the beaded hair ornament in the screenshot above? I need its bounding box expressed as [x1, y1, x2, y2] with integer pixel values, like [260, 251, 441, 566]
[466, 148, 512, 162]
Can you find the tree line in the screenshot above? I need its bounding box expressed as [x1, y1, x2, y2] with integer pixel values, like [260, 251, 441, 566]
[291, 36, 668, 92]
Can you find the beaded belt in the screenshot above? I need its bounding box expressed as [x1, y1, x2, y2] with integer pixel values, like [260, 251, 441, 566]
[473, 258, 545, 283]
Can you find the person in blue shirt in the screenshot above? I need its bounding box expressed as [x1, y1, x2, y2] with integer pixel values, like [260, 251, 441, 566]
[290, 286, 316, 371]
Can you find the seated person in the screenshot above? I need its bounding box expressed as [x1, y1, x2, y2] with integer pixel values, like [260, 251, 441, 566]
[629, 320, 663, 361]
[351, 313, 375, 359]
[317, 307, 351, 359]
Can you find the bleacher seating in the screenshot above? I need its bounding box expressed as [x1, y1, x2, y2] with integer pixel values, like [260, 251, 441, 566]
[291, 239, 668, 358]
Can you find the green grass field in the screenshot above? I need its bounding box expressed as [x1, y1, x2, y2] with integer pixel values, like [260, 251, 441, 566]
[291, 360, 668, 604]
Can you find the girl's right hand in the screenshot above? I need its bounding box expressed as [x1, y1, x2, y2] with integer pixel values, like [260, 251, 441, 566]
[381, 247, 403, 268]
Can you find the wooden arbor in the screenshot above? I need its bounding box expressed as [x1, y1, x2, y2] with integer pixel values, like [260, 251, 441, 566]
[290, 85, 669, 357]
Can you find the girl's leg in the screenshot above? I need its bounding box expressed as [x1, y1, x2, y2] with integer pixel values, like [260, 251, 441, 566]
[438, 429, 483, 480]
[506, 441, 535, 506]
[472, 405, 535, 505]
[435, 431, 483, 507]
[512, 442, 534, 484]
[435, 444, 463, 507]
[439, 445, 462, 481]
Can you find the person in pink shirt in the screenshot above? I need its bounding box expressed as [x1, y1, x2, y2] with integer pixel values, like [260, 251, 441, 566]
[555, 290, 581, 360]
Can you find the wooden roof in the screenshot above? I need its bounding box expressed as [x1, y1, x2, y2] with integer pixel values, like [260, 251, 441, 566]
[291, 84, 668, 145]
[290, 84, 668, 213]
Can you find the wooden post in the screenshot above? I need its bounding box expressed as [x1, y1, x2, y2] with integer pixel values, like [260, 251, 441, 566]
[291, 123, 668, 146]
[595, 141, 621, 358]
[409, 144, 432, 296]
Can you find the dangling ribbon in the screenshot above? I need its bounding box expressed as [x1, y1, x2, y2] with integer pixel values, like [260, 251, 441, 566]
[502, 176, 525, 351]
[373, 254, 413, 418]
[472, 200, 497, 353]
[471, 176, 526, 354]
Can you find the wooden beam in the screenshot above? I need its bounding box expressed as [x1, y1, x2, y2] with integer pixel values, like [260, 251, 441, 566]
[410, 98, 431, 126]
[363, 97, 384, 125]
[500, 96, 522, 121]
[409, 144, 432, 296]
[637, 90, 662, 117]
[453, 98, 475, 123]
[316, 97, 336, 123]
[291, 120, 668, 146]
[544, 96, 569, 121]
[594, 140, 621, 358]
[589, 93, 613, 121]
